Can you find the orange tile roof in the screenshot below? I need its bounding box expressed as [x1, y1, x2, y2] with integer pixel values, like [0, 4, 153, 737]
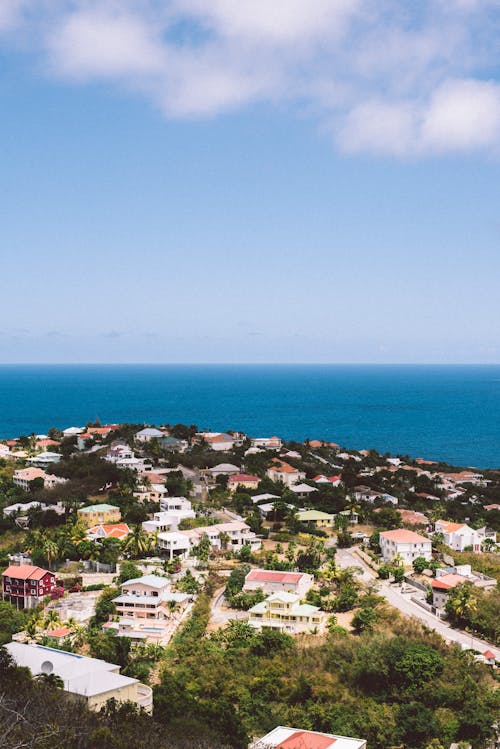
[279, 731, 335, 749]
[246, 570, 303, 584]
[380, 529, 430, 544]
[228, 473, 260, 483]
[2, 565, 52, 580]
[483, 650, 496, 660]
[436, 520, 466, 533]
[46, 627, 73, 638]
[271, 459, 299, 473]
[431, 574, 467, 590]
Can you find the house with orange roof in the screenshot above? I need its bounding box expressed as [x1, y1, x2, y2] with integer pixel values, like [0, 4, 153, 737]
[45, 626, 74, 644]
[434, 519, 496, 552]
[398, 509, 429, 527]
[87, 523, 131, 541]
[252, 726, 366, 749]
[244, 569, 314, 598]
[195, 431, 238, 451]
[431, 573, 469, 609]
[267, 459, 306, 488]
[484, 503, 500, 511]
[227, 473, 261, 492]
[2, 565, 56, 609]
[251, 436, 283, 450]
[379, 529, 432, 565]
[12, 467, 67, 492]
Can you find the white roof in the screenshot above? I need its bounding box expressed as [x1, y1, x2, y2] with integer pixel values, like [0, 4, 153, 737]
[63, 427, 84, 435]
[121, 574, 169, 589]
[251, 493, 280, 504]
[5, 642, 137, 698]
[290, 483, 318, 493]
[210, 463, 240, 472]
[136, 428, 164, 436]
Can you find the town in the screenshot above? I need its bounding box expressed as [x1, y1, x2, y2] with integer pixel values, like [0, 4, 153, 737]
[0, 421, 499, 749]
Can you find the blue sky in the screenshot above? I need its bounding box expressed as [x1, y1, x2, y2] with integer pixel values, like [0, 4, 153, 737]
[1, 0, 500, 363]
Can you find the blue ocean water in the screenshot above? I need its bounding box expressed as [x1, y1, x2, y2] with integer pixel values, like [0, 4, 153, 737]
[0, 365, 499, 468]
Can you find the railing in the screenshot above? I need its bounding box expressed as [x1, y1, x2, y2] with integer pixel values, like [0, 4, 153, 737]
[136, 683, 153, 712]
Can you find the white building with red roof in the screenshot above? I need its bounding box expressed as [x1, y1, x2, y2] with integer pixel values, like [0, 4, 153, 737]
[243, 569, 313, 598]
[434, 520, 496, 552]
[250, 436, 283, 450]
[253, 726, 366, 749]
[379, 529, 432, 565]
[2, 564, 56, 609]
[228, 473, 260, 492]
[267, 459, 306, 488]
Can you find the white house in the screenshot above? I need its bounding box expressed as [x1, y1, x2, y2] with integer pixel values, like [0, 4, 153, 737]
[113, 574, 187, 619]
[135, 427, 165, 443]
[5, 642, 152, 713]
[434, 520, 496, 552]
[379, 529, 432, 565]
[196, 432, 236, 451]
[26, 452, 62, 468]
[248, 592, 326, 634]
[267, 460, 306, 488]
[208, 463, 241, 477]
[243, 569, 313, 598]
[13, 467, 67, 492]
[159, 496, 193, 513]
[157, 520, 261, 559]
[252, 726, 366, 749]
[142, 505, 195, 534]
[250, 436, 283, 450]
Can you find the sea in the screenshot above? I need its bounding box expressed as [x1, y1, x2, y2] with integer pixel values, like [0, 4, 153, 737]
[0, 364, 499, 469]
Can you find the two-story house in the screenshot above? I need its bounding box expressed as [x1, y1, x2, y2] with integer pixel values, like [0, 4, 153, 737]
[266, 459, 306, 488]
[248, 591, 326, 634]
[434, 520, 496, 552]
[77, 503, 121, 528]
[243, 569, 314, 598]
[2, 564, 56, 609]
[379, 529, 432, 566]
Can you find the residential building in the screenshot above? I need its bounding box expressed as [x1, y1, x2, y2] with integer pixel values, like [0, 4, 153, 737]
[267, 459, 306, 488]
[62, 426, 84, 437]
[26, 451, 62, 468]
[133, 482, 169, 503]
[398, 509, 429, 526]
[379, 529, 432, 565]
[2, 565, 56, 609]
[257, 502, 295, 519]
[353, 486, 397, 504]
[157, 520, 261, 559]
[87, 523, 131, 541]
[248, 592, 326, 634]
[289, 483, 318, 499]
[142, 504, 196, 534]
[13, 467, 67, 492]
[253, 726, 366, 749]
[251, 493, 280, 505]
[5, 642, 152, 713]
[196, 432, 236, 451]
[77, 503, 121, 528]
[208, 463, 241, 477]
[431, 565, 496, 609]
[243, 569, 313, 598]
[158, 435, 188, 452]
[113, 574, 188, 623]
[227, 473, 260, 492]
[434, 520, 496, 552]
[484, 503, 500, 511]
[105, 442, 135, 462]
[250, 436, 283, 450]
[313, 474, 342, 487]
[159, 496, 193, 513]
[295, 509, 335, 528]
[135, 427, 165, 443]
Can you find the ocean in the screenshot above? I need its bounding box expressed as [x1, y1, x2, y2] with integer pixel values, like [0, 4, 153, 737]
[0, 364, 499, 468]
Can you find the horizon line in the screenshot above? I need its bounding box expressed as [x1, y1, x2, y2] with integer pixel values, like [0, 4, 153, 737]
[1, 362, 500, 367]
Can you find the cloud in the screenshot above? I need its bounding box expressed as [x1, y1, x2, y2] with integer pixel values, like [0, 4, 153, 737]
[3, 0, 500, 156]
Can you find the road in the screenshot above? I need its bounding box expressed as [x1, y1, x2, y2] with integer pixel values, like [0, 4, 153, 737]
[335, 547, 500, 660]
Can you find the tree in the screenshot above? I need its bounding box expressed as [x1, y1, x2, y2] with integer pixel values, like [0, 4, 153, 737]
[445, 583, 477, 626]
[0, 602, 27, 645]
[117, 560, 143, 585]
[42, 538, 59, 570]
[123, 524, 153, 558]
[412, 556, 429, 574]
[352, 606, 378, 633]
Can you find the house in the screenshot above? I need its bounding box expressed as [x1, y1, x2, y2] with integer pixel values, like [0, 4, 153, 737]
[13, 467, 67, 492]
[135, 427, 165, 443]
[257, 502, 295, 520]
[434, 520, 496, 552]
[87, 523, 131, 541]
[77, 503, 121, 528]
[197, 432, 236, 451]
[105, 442, 135, 462]
[484, 503, 500, 511]
[267, 459, 306, 488]
[431, 564, 496, 609]
[35, 438, 60, 451]
[289, 483, 318, 499]
[353, 486, 397, 505]
[251, 493, 281, 505]
[159, 435, 188, 452]
[133, 482, 169, 503]
[26, 451, 62, 468]
[3, 500, 45, 517]
[2, 565, 56, 609]
[243, 569, 313, 598]
[113, 574, 188, 624]
[157, 520, 261, 559]
[142, 503, 196, 534]
[308, 440, 339, 450]
[45, 626, 74, 645]
[398, 509, 429, 526]
[248, 592, 326, 634]
[159, 496, 193, 514]
[208, 463, 241, 477]
[313, 474, 342, 487]
[250, 436, 283, 450]
[62, 426, 84, 437]
[5, 642, 152, 713]
[379, 529, 432, 565]
[441, 470, 487, 487]
[295, 509, 335, 528]
[252, 726, 366, 749]
[227, 473, 260, 492]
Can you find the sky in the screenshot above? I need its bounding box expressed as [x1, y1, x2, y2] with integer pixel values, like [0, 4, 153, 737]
[0, 0, 500, 364]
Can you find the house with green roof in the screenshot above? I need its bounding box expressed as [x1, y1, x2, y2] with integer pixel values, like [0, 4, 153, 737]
[78, 503, 121, 528]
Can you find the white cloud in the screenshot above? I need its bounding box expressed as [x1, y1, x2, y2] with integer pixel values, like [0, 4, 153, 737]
[2, 0, 500, 156]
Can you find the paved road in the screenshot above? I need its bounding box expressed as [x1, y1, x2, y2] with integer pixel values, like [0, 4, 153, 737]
[335, 547, 500, 660]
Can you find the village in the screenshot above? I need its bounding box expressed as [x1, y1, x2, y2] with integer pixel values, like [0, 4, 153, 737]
[0, 421, 499, 749]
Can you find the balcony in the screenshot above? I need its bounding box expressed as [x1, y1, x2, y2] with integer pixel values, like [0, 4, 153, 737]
[136, 683, 153, 714]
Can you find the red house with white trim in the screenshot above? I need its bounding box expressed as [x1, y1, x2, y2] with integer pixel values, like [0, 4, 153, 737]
[2, 565, 56, 609]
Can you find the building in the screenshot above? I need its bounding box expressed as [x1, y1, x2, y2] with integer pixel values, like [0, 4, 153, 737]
[197, 432, 236, 451]
[208, 463, 241, 477]
[313, 474, 342, 487]
[2, 565, 56, 609]
[398, 509, 429, 526]
[157, 520, 261, 559]
[26, 451, 62, 468]
[379, 529, 432, 565]
[295, 509, 335, 528]
[227, 473, 260, 492]
[159, 496, 194, 513]
[243, 569, 313, 598]
[133, 482, 169, 503]
[248, 592, 326, 634]
[77, 503, 121, 528]
[250, 436, 283, 450]
[431, 564, 496, 609]
[142, 503, 196, 534]
[5, 642, 152, 713]
[135, 427, 165, 443]
[12, 467, 67, 492]
[113, 574, 188, 623]
[289, 483, 319, 499]
[434, 520, 496, 552]
[87, 523, 131, 541]
[253, 726, 366, 749]
[267, 459, 306, 488]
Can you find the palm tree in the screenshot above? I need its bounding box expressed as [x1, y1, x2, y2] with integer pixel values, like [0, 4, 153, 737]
[43, 610, 62, 630]
[123, 524, 151, 558]
[446, 583, 477, 623]
[43, 538, 59, 570]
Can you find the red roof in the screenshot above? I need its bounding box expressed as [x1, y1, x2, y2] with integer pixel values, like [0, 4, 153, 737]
[279, 731, 335, 749]
[46, 627, 73, 638]
[2, 565, 52, 581]
[327, 475, 341, 482]
[431, 574, 467, 590]
[228, 473, 260, 483]
[483, 650, 496, 660]
[246, 570, 303, 584]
